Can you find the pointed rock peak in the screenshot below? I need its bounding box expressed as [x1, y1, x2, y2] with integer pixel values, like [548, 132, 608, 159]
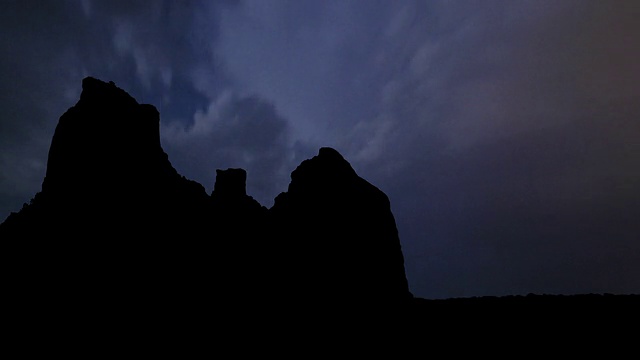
[81, 76, 109, 90]
[79, 76, 139, 108]
[318, 147, 345, 161]
[291, 147, 356, 183]
[315, 147, 352, 171]
[213, 168, 247, 198]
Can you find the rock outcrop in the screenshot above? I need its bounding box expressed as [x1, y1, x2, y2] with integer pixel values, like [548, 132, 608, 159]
[1, 78, 215, 318]
[4, 77, 210, 238]
[209, 168, 268, 303]
[270, 147, 413, 306]
[0, 77, 413, 318]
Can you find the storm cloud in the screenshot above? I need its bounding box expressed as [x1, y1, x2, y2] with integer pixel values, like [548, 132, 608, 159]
[1, 0, 638, 299]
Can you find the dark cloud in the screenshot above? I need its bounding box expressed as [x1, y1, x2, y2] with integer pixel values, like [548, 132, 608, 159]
[348, 0, 640, 298]
[382, 110, 640, 297]
[1, 0, 638, 299]
[161, 92, 299, 207]
[0, 1, 88, 219]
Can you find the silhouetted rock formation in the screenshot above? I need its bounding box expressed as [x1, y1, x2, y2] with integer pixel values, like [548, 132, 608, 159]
[1, 77, 414, 320]
[213, 168, 249, 198]
[1, 76, 636, 333]
[2, 77, 637, 342]
[209, 168, 268, 303]
[270, 147, 413, 307]
[4, 77, 210, 239]
[210, 168, 266, 221]
[1, 77, 215, 320]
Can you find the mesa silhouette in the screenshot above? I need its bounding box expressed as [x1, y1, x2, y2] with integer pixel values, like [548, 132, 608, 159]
[1, 78, 635, 321]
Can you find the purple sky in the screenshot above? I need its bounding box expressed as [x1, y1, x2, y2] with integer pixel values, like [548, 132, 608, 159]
[1, 0, 638, 299]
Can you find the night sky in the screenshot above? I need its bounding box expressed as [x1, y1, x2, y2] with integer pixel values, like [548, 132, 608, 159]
[1, 0, 638, 299]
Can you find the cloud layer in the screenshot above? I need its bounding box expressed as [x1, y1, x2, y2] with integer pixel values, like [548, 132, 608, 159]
[1, 0, 638, 299]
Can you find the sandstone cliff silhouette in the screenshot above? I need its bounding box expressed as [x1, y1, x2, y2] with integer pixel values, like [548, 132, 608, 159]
[1, 78, 636, 325]
[0, 77, 413, 318]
